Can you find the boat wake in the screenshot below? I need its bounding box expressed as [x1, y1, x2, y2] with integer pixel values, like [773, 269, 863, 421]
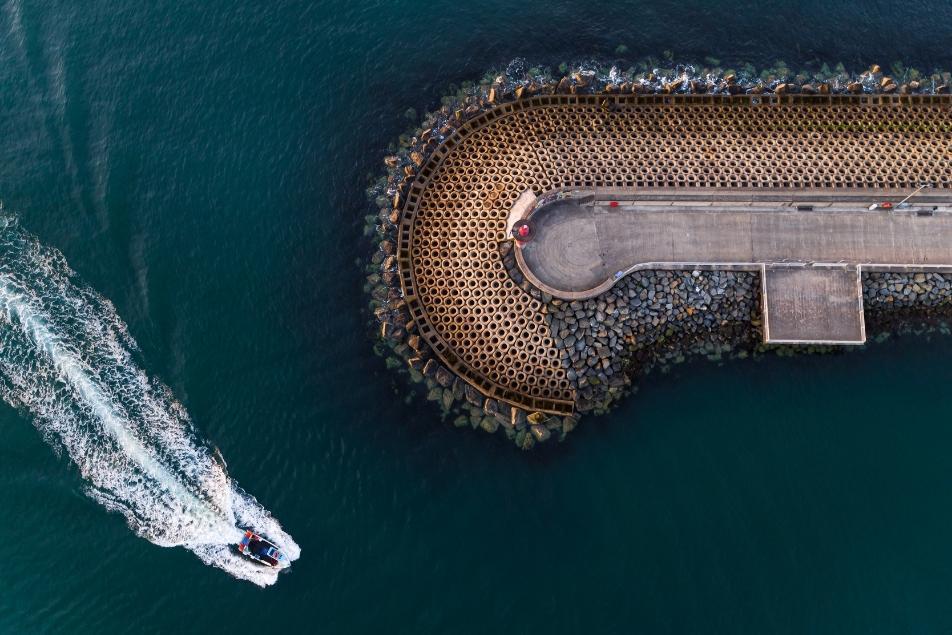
[0, 215, 299, 586]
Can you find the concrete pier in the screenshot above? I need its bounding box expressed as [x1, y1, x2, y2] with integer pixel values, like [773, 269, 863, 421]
[396, 94, 952, 413]
[516, 188, 952, 344]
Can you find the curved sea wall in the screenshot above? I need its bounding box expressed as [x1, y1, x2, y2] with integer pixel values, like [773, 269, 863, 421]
[364, 59, 952, 449]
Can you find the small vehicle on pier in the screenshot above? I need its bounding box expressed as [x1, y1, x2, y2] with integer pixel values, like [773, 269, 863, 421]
[236, 530, 289, 568]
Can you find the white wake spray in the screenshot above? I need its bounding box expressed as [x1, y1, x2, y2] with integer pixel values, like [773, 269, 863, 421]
[0, 215, 299, 586]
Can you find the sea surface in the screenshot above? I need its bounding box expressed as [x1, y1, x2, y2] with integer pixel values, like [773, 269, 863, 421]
[1, 1, 952, 633]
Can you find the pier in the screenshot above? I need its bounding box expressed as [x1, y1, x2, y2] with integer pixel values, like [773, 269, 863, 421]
[395, 94, 952, 415]
[516, 188, 952, 344]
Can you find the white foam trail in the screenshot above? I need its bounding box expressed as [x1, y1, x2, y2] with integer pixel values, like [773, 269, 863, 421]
[0, 216, 299, 586]
[0, 283, 234, 537]
[4, 0, 25, 52]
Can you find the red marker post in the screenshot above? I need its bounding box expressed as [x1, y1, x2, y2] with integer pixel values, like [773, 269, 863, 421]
[512, 219, 534, 246]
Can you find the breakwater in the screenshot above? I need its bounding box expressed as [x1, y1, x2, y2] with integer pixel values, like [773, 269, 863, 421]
[364, 59, 952, 448]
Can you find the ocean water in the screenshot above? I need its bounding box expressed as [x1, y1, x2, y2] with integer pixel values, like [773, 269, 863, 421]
[1, 0, 952, 633]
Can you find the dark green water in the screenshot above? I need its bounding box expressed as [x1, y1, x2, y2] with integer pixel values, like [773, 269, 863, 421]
[2, 1, 952, 632]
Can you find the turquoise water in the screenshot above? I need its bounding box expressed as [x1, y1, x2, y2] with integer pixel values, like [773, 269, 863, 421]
[2, 1, 952, 632]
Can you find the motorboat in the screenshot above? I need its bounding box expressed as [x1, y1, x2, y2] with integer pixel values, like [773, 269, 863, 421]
[236, 530, 289, 568]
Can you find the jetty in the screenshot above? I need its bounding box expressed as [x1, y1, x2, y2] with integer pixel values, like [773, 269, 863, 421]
[390, 93, 952, 418]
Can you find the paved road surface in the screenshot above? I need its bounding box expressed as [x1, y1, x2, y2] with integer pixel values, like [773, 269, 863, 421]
[517, 189, 952, 343]
[520, 193, 952, 297]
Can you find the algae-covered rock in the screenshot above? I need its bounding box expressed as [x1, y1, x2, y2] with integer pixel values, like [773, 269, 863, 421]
[441, 388, 455, 411]
[530, 424, 550, 443]
[515, 429, 535, 450]
[480, 417, 499, 434]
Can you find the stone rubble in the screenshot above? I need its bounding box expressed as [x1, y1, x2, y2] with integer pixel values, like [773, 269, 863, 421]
[543, 269, 760, 414]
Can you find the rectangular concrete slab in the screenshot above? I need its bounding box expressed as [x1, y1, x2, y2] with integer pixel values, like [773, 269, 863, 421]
[762, 266, 865, 344]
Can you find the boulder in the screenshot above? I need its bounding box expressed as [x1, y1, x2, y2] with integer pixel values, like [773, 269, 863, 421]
[562, 416, 578, 435]
[480, 417, 499, 434]
[530, 424, 551, 442]
[511, 408, 527, 430]
[663, 78, 683, 94]
[464, 384, 484, 408]
[517, 429, 536, 450]
[441, 388, 455, 411]
[434, 366, 454, 388]
[574, 70, 595, 88]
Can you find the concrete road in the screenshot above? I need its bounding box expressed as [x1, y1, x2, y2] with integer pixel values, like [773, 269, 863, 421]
[519, 192, 952, 297]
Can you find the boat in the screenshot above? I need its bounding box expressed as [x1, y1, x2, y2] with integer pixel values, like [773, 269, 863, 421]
[236, 530, 289, 568]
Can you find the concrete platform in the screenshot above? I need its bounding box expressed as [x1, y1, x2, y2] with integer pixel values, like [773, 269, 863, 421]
[762, 266, 865, 344]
